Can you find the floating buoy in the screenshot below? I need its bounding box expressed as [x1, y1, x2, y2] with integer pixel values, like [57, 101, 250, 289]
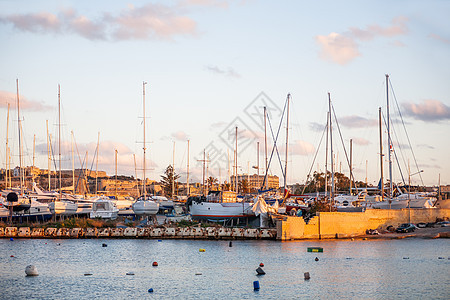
[199, 248, 205, 252]
[438, 257, 444, 259]
[84, 273, 93, 276]
[307, 247, 323, 253]
[148, 288, 154, 293]
[315, 257, 319, 262]
[346, 257, 352, 260]
[25, 265, 39, 276]
[152, 261, 158, 267]
[304, 272, 310, 280]
[126, 272, 135, 275]
[253, 280, 260, 290]
[10, 255, 14, 257]
[158, 240, 162, 242]
[351, 238, 354, 241]
[229, 241, 232, 247]
[256, 267, 265, 275]
[403, 257, 409, 260]
[10, 238, 14, 241]
[259, 263, 264, 267]
[102, 243, 107, 247]
[195, 272, 202, 275]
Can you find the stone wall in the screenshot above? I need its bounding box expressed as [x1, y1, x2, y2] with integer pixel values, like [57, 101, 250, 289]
[277, 208, 450, 240]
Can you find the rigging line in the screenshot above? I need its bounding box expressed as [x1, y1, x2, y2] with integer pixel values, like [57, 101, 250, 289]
[48, 135, 58, 173]
[262, 97, 288, 188]
[72, 134, 89, 192]
[302, 123, 327, 194]
[388, 78, 424, 186]
[330, 102, 359, 193]
[74, 153, 87, 193]
[382, 113, 406, 186]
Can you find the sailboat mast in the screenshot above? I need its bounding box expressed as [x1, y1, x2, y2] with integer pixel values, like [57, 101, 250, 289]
[257, 141, 260, 189]
[5, 103, 10, 189]
[235, 126, 238, 194]
[349, 139, 353, 195]
[172, 141, 175, 198]
[32, 134, 36, 183]
[142, 81, 147, 199]
[187, 139, 190, 197]
[115, 149, 118, 199]
[17, 79, 24, 194]
[71, 131, 74, 193]
[386, 74, 393, 201]
[284, 94, 290, 194]
[46, 120, 50, 191]
[325, 112, 329, 199]
[379, 107, 384, 199]
[58, 84, 62, 200]
[95, 132, 100, 195]
[264, 107, 268, 189]
[328, 93, 335, 204]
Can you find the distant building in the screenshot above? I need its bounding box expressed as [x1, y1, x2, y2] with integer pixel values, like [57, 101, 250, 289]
[231, 174, 279, 191]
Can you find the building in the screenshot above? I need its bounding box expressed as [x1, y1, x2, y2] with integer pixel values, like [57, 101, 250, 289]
[230, 174, 279, 191]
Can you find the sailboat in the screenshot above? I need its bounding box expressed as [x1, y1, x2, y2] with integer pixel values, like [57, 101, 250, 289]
[48, 85, 78, 216]
[132, 82, 159, 216]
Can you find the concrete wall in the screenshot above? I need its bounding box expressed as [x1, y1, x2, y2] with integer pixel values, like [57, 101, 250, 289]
[277, 208, 450, 240]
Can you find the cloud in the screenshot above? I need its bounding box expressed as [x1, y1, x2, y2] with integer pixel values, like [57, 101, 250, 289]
[171, 130, 188, 141]
[0, 90, 52, 111]
[206, 65, 241, 78]
[290, 140, 315, 156]
[429, 33, 450, 44]
[316, 16, 408, 64]
[316, 32, 361, 65]
[0, 3, 198, 41]
[352, 137, 370, 146]
[416, 144, 435, 150]
[401, 100, 450, 122]
[309, 122, 326, 132]
[339, 115, 378, 128]
[180, 0, 229, 8]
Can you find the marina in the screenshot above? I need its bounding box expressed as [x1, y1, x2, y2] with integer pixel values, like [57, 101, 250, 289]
[1, 238, 449, 299]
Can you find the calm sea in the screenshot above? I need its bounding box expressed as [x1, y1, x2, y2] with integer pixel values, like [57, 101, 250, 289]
[0, 238, 449, 299]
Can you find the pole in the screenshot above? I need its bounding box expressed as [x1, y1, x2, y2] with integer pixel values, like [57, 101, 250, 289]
[284, 94, 290, 195]
[328, 93, 335, 208]
[235, 126, 238, 194]
[95, 132, 100, 195]
[58, 84, 61, 200]
[202, 149, 206, 195]
[17, 79, 24, 194]
[143, 81, 147, 200]
[349, 139, 353, 195]
[5, 103, 10, 189]
[172, 141, 175, 198]
[386, 74, 393, 205]
[379, 107, 384, 200]
[257, 141, 260, 190]
[32, 134, 36, 183]
[115, 149, 118, 199]
[325, 112, 329, 200]
[187, 139, 190, 197]
[71, 131, 74, 193]
[408, 160, 411, 224]
[46, 120, 50, 191]
[264, 107, 268, 189]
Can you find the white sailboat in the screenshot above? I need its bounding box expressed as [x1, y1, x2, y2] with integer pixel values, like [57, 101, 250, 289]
[132, 82, 159, 216]
[48, 85, 78, 216]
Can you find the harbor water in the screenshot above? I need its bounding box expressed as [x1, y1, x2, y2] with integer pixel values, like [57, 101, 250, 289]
[1, 238, 449, 299]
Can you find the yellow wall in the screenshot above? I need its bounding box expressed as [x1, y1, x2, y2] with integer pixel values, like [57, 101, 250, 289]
[277, 208, 450, 240]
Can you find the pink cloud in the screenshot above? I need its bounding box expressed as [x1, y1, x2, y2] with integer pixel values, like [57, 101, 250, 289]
[0, 90, 52, 112]
[402, 100, 450, 122]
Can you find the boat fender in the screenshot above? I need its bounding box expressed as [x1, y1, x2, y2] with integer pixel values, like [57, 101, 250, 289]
[253, 280, 260, 290]
[259, 263, 264, 267]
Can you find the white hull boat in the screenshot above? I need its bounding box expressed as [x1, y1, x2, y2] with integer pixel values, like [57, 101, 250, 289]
[90, 198, 119, 219]
[48, 200, 78, 215]
[132, 198, 159, 216]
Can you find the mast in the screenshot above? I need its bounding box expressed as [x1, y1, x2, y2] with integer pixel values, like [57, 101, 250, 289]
[187, 139, 190, 197]
[71, 131, 74, 193]
[202, 149, 206, 195]
[115, 149, 118, 199]
[95, 132, 100, 195]
[328, 93, 335, 204]
[133, 154, 139, 197]
[46, 120, 50, 191]
[349, 139, 353, 195]
[32, 134, 36, 183]
[5, 103, 10, 189]
[379, 107, 384, 199]
[142, 81, 147, 200]
[386, 74, 393, 203]
[257, 141, 260, 189]
[264, 107, 268, 189]
[325, 111, 329, 199]
[17, 79, 24, 194]
[284, 94, 290, 195]
[235, 126, 238, 194]
[58, 84, 61, 200]
[172, 141, 175, 198]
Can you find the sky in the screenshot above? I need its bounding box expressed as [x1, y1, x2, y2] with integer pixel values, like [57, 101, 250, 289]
[0, 0, 449, 188]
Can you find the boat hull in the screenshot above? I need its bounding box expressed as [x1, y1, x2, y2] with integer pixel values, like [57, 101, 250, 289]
[132, 200, 159, 216]
[48, 200, 78, 215]
[189, 201, 254, 221]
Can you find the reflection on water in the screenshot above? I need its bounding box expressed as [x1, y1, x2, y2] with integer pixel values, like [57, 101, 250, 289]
[1, 238, 449, 299]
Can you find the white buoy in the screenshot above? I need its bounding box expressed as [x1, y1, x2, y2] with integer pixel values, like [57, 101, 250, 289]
[25, 265, 39, 276]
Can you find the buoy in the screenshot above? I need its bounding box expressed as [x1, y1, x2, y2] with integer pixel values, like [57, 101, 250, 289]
[148, 288, 154, 293]
[195, 272, 202, 275]
[304, 272, 310, 280]
[84, 273, 93, 276]
[102, 243, 107, 247]
[346, 257, 352, 260]
[259, 263, 264, 267]
[351, 238, 354, 241]
[25, 265, 39, 276]
[256, 267, 265, 275]
[10, 238, 13, 241]
[152, 261, 158, 267]
[253, 280, 260, 290]
[199, 248, 205, 252]
[158, 240, 162, 242]
[10, 255, 14, 257]
[126, 272, 135, 275]
[229, 241, 232, 247]
[315, 257, 319, 261]
[438, 257, 444, 259]
[403, 257, 409, 260]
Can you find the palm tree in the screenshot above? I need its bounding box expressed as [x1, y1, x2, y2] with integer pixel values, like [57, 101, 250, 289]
[207, 176, 218, 190]
[160, 165, 180, 197]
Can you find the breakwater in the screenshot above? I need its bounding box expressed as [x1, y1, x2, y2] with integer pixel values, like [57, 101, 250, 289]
[0, 226, 277, 240]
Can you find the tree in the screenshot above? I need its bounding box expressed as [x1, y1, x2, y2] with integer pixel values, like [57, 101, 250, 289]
[160, 165, 180, 197]
[206, 176, 218, 190]
[238, 178, 249, 193]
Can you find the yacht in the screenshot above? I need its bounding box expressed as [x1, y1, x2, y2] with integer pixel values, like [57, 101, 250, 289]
[90, 197, 119, 219]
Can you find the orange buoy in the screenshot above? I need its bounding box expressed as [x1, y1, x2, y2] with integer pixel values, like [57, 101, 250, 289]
[152, 261, 158, 267]
[259, 263, 264, 267]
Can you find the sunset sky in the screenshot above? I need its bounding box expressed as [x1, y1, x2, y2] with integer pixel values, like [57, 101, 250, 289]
[0, 0, 449, 188]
